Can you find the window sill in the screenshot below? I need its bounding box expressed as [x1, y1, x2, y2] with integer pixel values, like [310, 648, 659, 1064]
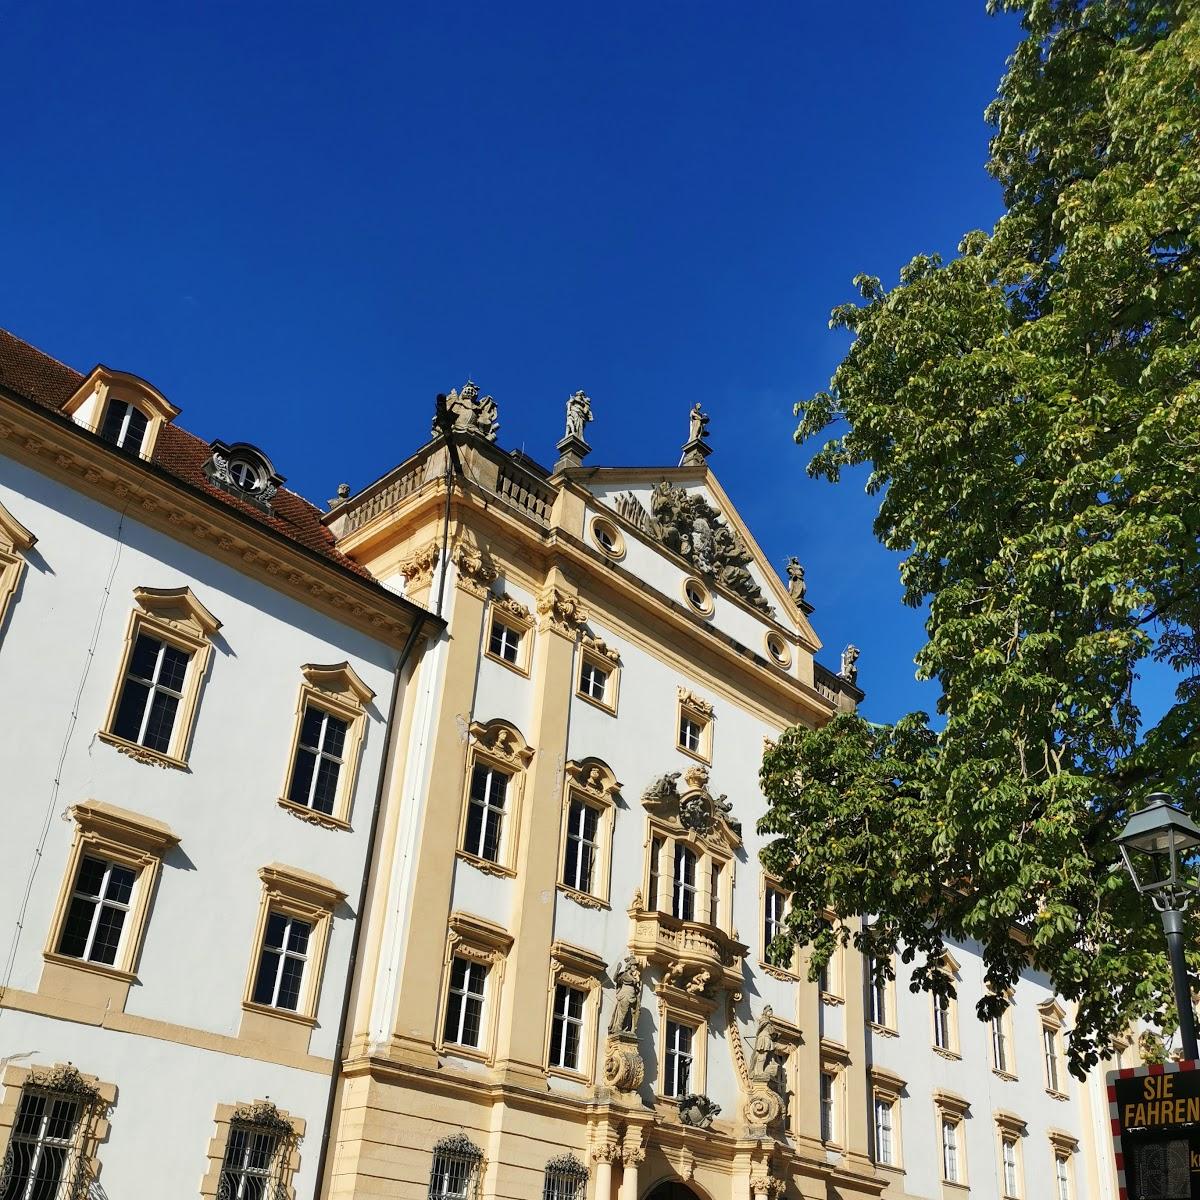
[277, 797, 352, 832]
[43, 951, 136, 985]
[97, 730, 188, 771]
[558, 884, 610, 911]
[547, 1064, 593, 1087]
[437, 1040, 493, 1067]
[484, 649, 530, 678]
[933, 1046, 963, 1061]
[575, 689, 618, 716]
[1046, 1087, 1070, 1101]
[456, 850, 517, 879]
[674, 743, 712, 766]
[941, 1179, 970, 1196]
[868, 1022, 900, 1038]
[874, 1160, 905, 1176]
[241, 999, 317, 1028]
[821, 991, 846, 1007]
[758, 960, 800, 982]
[993, 1068, 1018, 1082]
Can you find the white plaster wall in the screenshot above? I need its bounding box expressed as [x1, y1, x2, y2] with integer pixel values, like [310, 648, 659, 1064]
[0, 455, 403, 1190]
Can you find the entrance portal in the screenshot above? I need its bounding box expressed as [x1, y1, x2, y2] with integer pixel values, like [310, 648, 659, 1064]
[644, 1182, 704, 1200]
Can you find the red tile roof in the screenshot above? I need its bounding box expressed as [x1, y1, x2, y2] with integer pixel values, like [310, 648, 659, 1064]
[0, 327, 374, 580]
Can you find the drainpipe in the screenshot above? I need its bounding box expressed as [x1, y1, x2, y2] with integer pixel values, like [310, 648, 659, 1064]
[311, 611, 429, 1197]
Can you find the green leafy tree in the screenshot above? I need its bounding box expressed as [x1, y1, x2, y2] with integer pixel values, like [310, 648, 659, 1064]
[760, 0, 1200, 1075]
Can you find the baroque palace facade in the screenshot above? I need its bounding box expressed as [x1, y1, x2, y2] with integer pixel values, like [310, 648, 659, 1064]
[0, 330, 1123, 1198]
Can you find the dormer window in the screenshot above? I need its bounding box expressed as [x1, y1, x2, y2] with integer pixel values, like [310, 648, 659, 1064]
[62, 367, 180, 461]
[205, 441, 285, 511]
[100, 399, 150, 455]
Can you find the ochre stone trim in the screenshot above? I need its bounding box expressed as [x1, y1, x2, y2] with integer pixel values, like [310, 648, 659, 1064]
[435, 911, 514, 1067]
[0, 498, 35, 637]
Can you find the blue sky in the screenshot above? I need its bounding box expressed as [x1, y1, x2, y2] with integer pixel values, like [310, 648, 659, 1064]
[1, 2, 1046, 724]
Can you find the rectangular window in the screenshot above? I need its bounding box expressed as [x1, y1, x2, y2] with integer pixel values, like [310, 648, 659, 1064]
[3, 1087, 81, 1195]
[287, 704, 348, 815]
[678, 714, 704, 754]
[56, 854, 136, 966]
[464, 764, 509, 862]
[562, 798, 599, 893]
[869, 962, 889, 1027]
[820, 1072, 835, 1143]
[111, 632, 191, 753]
[709, 862, 721, 926]
[488, 619, 521, 665]
[99, 399, 149, 454]
[648, 836, 663, 910]
[443, 956, 488, 1048]
[220, 1123, 280, 1198]
[663, 1021, 694, 1097]
[549, 983, 586, 1071]
[941, 1118, 961, 1183]
[934, 994, 953, 1051]
[1002, 1137, 1019, 1197]
[874, 1095, 895, 1165]
[763, 886, 787, 964]
[579, 659, 609, 704]
[673, 843, 697, 921]
[1043, 1025, 1062, 1092]
[251, 912, 311, 1011]
[1055, 1153, 1071, 1200]
[991, 1013, 1011, 1074]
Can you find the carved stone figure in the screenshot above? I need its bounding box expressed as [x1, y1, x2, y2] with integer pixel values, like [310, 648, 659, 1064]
[688, 404, 710, 444]
[749, 1006, 778, 1080]
[785, 557, 807, 605]
[839, 644, 860, 686]
[608, 956, 642, 1034]
[565, 390, 593, 440]
[432, 382, 500, 442]
[678, 1093, 721, 1129]
[643, 772, 682, 805]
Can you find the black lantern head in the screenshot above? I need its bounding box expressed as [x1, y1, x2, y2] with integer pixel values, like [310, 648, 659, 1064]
[1115, 793, 1200, 899]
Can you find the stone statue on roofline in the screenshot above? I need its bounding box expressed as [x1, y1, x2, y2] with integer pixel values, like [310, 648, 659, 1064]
[839, 644, 860, 685]
[785, 557, 807, 605]
[689, 403, 710, 444]
[565, 390, 593, 440]
[432, 381, 499, 442]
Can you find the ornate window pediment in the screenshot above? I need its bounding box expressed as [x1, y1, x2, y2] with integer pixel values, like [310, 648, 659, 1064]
[0, 499, 36, 637]
[468, 719, 535, 770]
[642, 765, 741, 850]
[204, 440, 285, 511]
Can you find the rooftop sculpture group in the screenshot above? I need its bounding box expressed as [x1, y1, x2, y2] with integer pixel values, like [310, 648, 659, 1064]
[432, 381, 500, 442]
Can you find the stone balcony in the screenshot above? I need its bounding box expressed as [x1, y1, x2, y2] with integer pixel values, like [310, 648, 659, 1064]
[628, 903, 748, 996]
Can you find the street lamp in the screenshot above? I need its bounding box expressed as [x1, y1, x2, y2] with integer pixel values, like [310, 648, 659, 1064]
[1115, 792, 1200, 1061]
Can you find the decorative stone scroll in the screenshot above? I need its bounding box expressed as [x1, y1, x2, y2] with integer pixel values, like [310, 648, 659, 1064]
[451, 539, 498, 598]
[396, 539, 441, 591]
[677, 687, 714, 720]
[537, 586, 589, 637]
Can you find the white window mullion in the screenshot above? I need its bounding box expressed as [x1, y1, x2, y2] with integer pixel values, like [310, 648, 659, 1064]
[134, 641, 167, 744]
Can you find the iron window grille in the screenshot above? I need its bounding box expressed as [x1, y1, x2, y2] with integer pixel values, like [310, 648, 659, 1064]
[0, 1066, 106, 1200]
[217, 1100, 298, 1200]
[428, 1133, 483, 1200]
[542, 1155, 588, 1200]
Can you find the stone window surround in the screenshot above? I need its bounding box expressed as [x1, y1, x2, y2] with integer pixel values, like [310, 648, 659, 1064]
[866, 952, 899, 1037]
[989, 989, 1018, 1081]
[995, 1110, 1028, 1199]
[41, 800, 179, 1012]
[680, 575, 714, 617]
[199, 1099, 306, 1200]
[0, 499, 35, 639]
[240, 863, 346, 1039]
[1048, 1128, 1079, 1199]
[644, 817, 733, 934]
[484, 593, 534, 677]
[434, 910, 514, 1067]
[933, 1089, 971, 1189]
[97, 585, 221, 770]
[675, 686, 715, 765]
[62, 365, 180, 461]
[931, 952, 962, 1061]
[544, 941, 606, 1084]
[455, 719, 535, 878]
[0, 1061, 116, 1192]
[575, 633, 621, 715]
[1039, 999, 1069, 1099]
[588, 513, 627, 561]
[758, 874, 799, 982]
[556, 758, 621, 910]
[277, 661, 375, 831]
[819, 1039, 851, 1149]
[655, 991, 709, 1104]
[870, 1064, 906, 1172]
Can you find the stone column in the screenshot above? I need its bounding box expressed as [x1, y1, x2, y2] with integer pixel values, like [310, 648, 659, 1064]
[592, 1143, 619, 1200]
[619, 1147, 645, 1200]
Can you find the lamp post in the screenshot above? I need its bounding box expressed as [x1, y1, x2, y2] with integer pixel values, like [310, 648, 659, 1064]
[1115, 792, 1200, 1062]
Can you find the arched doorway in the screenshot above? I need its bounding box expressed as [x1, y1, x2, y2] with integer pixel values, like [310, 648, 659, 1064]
[644, 1181, 705, 1200]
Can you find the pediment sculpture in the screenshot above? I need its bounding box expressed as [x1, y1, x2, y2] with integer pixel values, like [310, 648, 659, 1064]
[642, 766, 741, 848]
[432, 381, 500, 442]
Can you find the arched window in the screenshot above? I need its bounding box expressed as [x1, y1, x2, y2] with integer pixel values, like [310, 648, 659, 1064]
[542, 1155, 588, 1200]
[429, 1132, 483, 1200]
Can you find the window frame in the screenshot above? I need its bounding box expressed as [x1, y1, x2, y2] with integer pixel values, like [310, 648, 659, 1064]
[866, 954, 898, 1035]
[557, 759, 620, 909]
[990, 992, 1017, 1080]
[675, 687, 714, 763]
[681, 575, 714, 616]
[659, 1015, 703, 1101]
[278, 662, 374, 830]
[43, 801, 178, 1007]
[576, 634, 620, 714]
[544, 941, 605, 1083]
[0, 500, 35, 641]
[819, 1045, 850, 1148]
[1039, 1001, 1068, 1098]
[435, 911, 514, 1066]
[98, 586, 220, 769]
[1048, 1130, 1078, 1200]
[200, 1099, 305, 1200]
[456, 721, 534, 877]
[241, 864, 345, 1031]
[484, 595, 533, 676]
[62, 366, 179, 462]
[644, 818, 733, 935]
[0, 1062, 115, 1197]
[760, 878, 797, 979]
[870, 1066, 905, 1170]
[934, 1090, 970, 1188]
[994, 1111, 1028, 1200]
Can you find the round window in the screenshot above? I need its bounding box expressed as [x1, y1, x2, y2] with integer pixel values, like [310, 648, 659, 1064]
[590, 516, 625, 559]
[229, 458, 264, 492]
[682, 577, 713, 615]
[766, 633, 791, 667]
